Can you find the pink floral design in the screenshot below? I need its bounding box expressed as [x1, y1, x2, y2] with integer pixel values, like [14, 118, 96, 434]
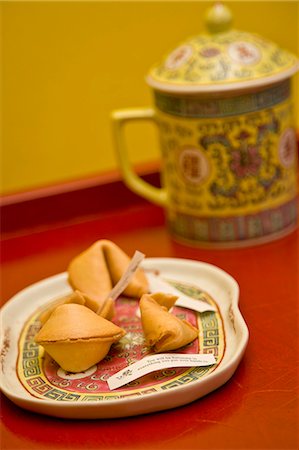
[230, 146, 262, 178]
[200, 47, 220, 58]
[230, 130, 262, 178]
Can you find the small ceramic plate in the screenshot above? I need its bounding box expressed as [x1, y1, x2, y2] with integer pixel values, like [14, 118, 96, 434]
[0, 257, 248, 419]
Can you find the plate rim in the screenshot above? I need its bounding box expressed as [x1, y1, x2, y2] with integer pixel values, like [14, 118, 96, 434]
[0, 257, 249, 418]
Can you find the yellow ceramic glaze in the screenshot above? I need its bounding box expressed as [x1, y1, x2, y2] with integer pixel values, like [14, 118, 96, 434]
[147, 4, 299, 93]
[112, 3, 299, 246]
[156, 98, 297, 218]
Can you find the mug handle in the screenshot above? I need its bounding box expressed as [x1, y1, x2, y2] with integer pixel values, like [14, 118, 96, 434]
[111, 108, 167, 207]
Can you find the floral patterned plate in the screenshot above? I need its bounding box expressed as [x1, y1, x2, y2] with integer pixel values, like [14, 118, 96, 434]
[0, 258, 248, 419]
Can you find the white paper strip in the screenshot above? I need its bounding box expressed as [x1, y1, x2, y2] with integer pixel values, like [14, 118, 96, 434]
[108, 250, 146, 301]
[107, 353, 216, 390]
[146, 272, 216, 313]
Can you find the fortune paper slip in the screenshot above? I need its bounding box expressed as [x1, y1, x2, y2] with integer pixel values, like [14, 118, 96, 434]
[107, 353, 216, 390]
[146, 272, 216, 313]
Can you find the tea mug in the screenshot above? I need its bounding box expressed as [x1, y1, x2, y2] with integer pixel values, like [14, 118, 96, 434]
[111, 5, 298, 247]
[112, 82, 298, 247]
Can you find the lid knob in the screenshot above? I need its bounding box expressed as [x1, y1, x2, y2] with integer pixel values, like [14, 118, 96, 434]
[205, 2, 233, 34]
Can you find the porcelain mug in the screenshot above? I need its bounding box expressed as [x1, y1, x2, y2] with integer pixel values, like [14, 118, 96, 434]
[112, 79, 298, 247]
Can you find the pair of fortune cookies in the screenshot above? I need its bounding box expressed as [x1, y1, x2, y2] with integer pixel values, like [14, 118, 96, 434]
[140, 293, 198, 352]
[35, 304, 126, 373]
[39, 239, 149, 324]
[35, 239, 148, 373]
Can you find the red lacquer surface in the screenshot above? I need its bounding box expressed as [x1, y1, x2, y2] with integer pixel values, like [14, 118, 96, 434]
[1, 203, 298, 450]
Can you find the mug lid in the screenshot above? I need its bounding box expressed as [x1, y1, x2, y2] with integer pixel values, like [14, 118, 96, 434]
[146, 3, 299, 93]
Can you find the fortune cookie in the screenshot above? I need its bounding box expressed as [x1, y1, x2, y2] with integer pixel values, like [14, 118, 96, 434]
[38, 290, 114, 326]
[150, 292, 178, 310]
[140, 293, 198, 353]
[68, 240, 149, 317]
[38, 290, 86, 325]
[35, 303, 126, 373]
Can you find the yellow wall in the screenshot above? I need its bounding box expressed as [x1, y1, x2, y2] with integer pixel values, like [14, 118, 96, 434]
[1, 1, 298, 195]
